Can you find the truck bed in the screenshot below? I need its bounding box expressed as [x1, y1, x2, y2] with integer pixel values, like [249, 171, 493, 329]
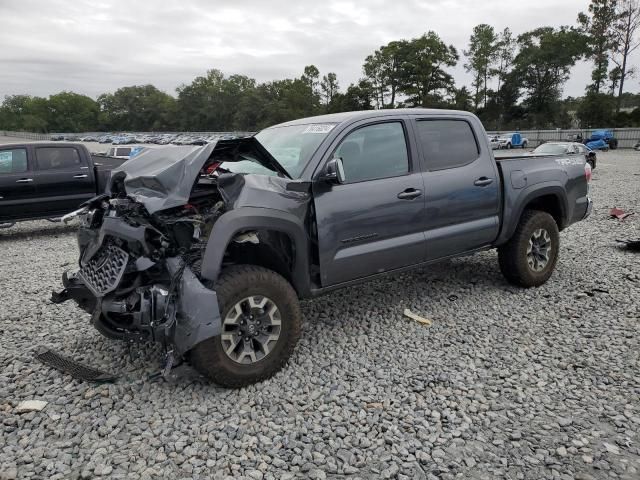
[494, 152, 590, 244]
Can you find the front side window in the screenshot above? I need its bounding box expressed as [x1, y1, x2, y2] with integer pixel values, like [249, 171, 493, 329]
[116, 147, 132, 156]
[0, 148, 28, 174]
[35, 147, 83, 170]
[333, 122, 409, 183]
[416, 120, 479, 170]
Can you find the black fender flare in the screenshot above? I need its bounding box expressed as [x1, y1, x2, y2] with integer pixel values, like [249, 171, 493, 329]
[497, 184, 568, 245]
[200, 207, 312, 296]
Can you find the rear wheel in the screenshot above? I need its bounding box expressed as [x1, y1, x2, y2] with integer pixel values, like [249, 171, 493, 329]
[190, 265, 301, 388]
[498, 210, 560, 287]
[522, 141, 528, 149]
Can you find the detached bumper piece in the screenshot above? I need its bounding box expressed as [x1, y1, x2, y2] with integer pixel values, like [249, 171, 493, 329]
[34, 346, 119, 383]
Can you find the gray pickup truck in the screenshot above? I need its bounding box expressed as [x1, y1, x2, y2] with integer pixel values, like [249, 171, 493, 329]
[52, 109, 592, 387]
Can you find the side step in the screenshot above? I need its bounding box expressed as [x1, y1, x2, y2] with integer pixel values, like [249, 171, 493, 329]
[34, 347, 119, 383]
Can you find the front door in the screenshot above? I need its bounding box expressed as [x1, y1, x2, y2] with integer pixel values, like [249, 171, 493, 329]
[32, 145, 95, 216]
[0, 146, 39, 221]
[313, 120, 427, 286]
[412, 117, 501, 261]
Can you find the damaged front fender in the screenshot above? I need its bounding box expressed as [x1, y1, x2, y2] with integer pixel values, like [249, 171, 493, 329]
[166, 258, 221, 354]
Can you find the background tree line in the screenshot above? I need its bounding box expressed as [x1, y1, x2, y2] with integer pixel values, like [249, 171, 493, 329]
[2, 0, 640, 133]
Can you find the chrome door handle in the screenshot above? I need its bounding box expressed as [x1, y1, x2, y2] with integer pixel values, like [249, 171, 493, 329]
[16, 178, 33, 183]
[397, 188, 422, 200]
[73, 174, 88, 179]
[474, 177, 494, 186]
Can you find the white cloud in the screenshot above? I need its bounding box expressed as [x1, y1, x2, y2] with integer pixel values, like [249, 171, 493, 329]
[0, 0, 636, 99]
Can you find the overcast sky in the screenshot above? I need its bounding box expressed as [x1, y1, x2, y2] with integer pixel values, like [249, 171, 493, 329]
[1, 0, 637, 100]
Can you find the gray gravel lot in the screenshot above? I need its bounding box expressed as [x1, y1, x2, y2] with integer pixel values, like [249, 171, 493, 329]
[1, 151, 639, 480]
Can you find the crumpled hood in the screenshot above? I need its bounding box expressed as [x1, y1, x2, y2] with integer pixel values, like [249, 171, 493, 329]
[108, 143, 216, 214]
[108, 137, 291, 214]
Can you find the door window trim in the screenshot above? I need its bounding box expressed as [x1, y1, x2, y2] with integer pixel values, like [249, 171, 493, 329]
[0, 147, 30, 174]
[413, 118, 481, 172]
[322, 119, 414, 185]
[34, 146, 86, 172]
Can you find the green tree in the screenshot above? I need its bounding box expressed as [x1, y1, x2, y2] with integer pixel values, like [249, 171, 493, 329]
[363, 40, 408, 108]
[576, 92, 616, 126]
[514, 27, 588, 126]
[464, 24, 499, 109]
[492, 28, 516, 93]
[301, 65, 321, 111]
[176, 69, 257, 131]
[320, 72, 339, 108]
[329, 80, 374, 112]
[0, 95, 49, 132]
[97, 85, 176, 131]
[398, 32, 458, 107]
[612, 0, 640, 110]
[578, 0, 618, 94]
[46, 92, 98, 132]
[449, 86, 474, 111]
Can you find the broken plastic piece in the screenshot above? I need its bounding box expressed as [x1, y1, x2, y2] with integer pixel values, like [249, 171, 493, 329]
[403, 309, 432, 326]
[234, 232, 259, 244]
[616, 239, 640, 252]
[15, 400, 48, 413]
[609, 208, 635, 221]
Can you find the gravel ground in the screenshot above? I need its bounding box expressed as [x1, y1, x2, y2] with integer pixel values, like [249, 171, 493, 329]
[1, 150, 639, 480]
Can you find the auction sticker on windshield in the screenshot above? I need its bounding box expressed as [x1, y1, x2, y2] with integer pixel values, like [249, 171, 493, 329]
[303, 124, 336, 134]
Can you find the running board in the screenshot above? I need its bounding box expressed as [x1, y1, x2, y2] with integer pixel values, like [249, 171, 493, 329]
[34, 347, 119, 383]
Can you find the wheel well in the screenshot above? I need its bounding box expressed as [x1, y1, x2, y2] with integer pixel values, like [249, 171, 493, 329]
[524, 195, 564, 229]
[223, 229, 296, 288]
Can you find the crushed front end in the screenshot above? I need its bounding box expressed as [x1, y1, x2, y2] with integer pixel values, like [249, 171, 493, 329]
[51, 193, 224, 357]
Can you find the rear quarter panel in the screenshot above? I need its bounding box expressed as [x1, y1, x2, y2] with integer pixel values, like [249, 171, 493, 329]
[495, 154, 589, 245]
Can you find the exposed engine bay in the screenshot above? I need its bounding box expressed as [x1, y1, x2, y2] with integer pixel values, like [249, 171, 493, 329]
[51, 137, 311, 371]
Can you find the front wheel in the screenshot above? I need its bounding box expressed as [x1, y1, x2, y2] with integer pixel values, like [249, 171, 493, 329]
[521, 141, 528, 149]
[506, 143, 512, 149]
[190, 265, 302, 388]
[498, 210, 560, 287]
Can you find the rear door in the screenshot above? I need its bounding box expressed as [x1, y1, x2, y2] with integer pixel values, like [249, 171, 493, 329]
[0, 146, 39, 220]
[313, 118, 427, 286]
[412, 117, 501, 261]
[32, 145, 95, 216]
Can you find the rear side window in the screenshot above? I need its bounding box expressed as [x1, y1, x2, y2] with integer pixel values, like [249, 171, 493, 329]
[0, 149, 28, 174]
[416, 120, 479, 170]
[35, 147, 83, 170]
[334, 122, 409, 183]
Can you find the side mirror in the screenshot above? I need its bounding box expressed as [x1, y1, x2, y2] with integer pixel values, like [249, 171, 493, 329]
[321, 158, 346, 184]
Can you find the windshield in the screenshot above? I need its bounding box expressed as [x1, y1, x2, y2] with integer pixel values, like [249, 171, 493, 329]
[253, 123, 336, 178]
[533, 143, 568, 155]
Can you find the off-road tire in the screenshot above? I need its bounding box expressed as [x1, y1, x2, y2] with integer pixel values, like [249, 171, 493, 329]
[498, 210, 560, 287]
[190, 265, 301, 388]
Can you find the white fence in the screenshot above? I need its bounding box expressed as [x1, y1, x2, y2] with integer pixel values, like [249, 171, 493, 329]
[487, 128, 640, 148]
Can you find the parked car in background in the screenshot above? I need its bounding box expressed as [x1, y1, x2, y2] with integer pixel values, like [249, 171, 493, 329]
[50, 135, 64, 141]
[584, 129, 617, 151]
[533, 141, 597, 169]
[0, 143, 127, 227]
[498, 132, 529, 149]
[488, 135, 501, 150]
[105, 146, 134, 159]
